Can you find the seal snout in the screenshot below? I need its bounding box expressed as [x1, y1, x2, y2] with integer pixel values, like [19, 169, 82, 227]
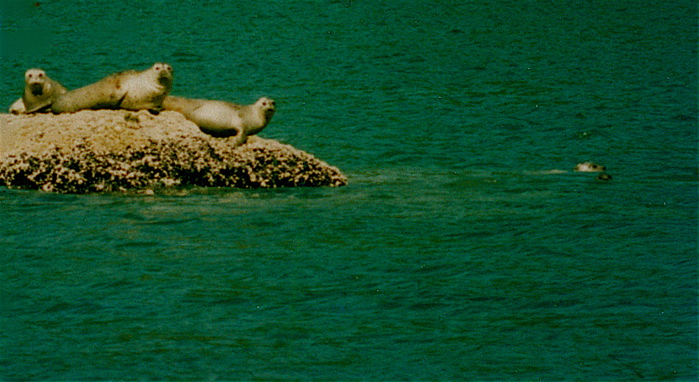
[30, 83, 45, 96]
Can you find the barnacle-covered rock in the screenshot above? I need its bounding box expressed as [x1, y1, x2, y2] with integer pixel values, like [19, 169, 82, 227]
[0, 110, 347, 193]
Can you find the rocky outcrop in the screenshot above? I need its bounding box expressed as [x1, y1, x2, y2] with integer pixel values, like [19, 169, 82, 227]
[0, 110, 347, 193]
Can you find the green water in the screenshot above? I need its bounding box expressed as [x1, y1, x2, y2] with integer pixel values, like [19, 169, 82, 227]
[1, 1, 697, 380]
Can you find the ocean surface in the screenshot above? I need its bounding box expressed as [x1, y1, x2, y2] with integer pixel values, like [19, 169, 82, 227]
[1, 1, 697, 380]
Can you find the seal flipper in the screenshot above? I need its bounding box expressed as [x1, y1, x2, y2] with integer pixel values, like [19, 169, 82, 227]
[115, 92, 128, 109]
[231, 131, 248, 147]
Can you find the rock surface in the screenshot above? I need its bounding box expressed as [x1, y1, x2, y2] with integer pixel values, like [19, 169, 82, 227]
[0, 110, 347, 193]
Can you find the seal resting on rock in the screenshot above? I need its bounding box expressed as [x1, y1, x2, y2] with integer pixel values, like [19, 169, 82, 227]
[162, 96, 276, 146]
[574, 162, 606, 172]
[9, 68, 68, 114]
[51, 62, 173, 114]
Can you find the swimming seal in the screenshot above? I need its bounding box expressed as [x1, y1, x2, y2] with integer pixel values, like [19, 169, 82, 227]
[574, 162, 606, 172]
[162, 96, 276, 146]
[51, 62, 173, 114]
[9, 68, 68, 114]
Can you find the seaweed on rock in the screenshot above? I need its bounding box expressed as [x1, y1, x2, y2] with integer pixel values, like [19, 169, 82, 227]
[0, 110, 347, 193]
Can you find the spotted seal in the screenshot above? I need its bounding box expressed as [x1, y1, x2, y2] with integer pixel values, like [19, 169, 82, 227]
[51, 62, 173, 114]
[162, 96, 276, 146]
[9, 68, 67, 114]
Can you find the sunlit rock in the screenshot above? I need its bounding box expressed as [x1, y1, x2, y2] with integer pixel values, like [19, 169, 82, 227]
[0, 110, 347, 193]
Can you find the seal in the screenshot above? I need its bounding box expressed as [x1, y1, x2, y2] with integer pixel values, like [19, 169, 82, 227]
[574, 162, 606, 172]
[162, 96, 276, 145]
[9, 68, 68, 114]
[51, 62, 173, 114]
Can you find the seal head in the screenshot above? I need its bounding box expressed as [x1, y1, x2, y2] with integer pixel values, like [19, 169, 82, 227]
[574, 162, 606, 172]
[245, 97, 276, 136]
